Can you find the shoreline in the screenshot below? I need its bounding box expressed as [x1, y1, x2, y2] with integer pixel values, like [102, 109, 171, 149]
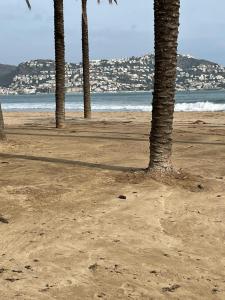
[1, 90, 225, 114]
[3, 111, 225, 127]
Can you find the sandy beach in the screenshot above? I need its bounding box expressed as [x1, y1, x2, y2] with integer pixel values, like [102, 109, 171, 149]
[1, 111, 225, 299]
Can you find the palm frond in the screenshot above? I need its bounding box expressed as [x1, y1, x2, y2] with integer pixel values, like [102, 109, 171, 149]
[25, 0, 31, 10]
[97, 0, 118, 4]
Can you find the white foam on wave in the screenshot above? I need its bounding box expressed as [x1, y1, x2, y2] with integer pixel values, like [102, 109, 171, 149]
[1, 102, 151, 112]
[91, 104, 150, 111]
[1, 103, 55, 112]
[175, 101, 225, 112]
[2, 101, 225, 112]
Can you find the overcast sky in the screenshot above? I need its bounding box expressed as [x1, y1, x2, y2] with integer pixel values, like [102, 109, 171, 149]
[0, 0, 225, 65]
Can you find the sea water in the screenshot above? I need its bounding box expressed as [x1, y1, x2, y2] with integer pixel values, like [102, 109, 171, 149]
[1, 90, 225, 112]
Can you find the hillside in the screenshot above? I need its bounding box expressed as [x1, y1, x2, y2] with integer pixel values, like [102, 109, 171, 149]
[0, 54, 225, 94]
[0, 64, 17, 87]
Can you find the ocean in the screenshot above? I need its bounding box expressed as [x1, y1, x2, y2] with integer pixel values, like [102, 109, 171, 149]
[1, 90, 225, 112]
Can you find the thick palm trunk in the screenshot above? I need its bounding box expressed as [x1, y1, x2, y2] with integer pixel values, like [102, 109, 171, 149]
[148, 0, 180, 173]
[54, 0, 66, 128]
[82, 0, 92, 119]
[0, 103, 6, 141]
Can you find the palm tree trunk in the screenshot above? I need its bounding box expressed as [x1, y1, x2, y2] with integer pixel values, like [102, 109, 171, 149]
[148, 0, 180, 173]
[0, 103, 6, 141]
[82, 0, 92, 119]
[54, 0, 66, 128]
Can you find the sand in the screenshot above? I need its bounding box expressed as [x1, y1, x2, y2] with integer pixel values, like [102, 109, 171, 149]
[0, 111, 225, 299]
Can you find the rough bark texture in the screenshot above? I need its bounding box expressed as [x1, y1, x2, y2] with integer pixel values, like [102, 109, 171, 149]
[0, 103, 6, 141]
[148, 0, 180, 172]
[54, 0, 66, 128]
[82, 0, 92, 119]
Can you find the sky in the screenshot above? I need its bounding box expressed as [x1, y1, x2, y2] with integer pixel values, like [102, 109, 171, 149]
[0, 0, 225, 66]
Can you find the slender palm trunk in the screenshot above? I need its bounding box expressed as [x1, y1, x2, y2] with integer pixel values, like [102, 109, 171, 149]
[82, 0, 91, 119]
[148, 0, 180, 173]
[0, 103, 6, 141]
[54, 0, 66, 128]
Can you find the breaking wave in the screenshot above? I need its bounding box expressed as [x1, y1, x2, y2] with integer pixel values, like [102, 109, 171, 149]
[1, 101, 225, 112]
[175, 101, 225, 112]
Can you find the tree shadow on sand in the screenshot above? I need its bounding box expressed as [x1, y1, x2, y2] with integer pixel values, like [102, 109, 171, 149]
[5, 130, 225, 146]
[0, 152, 141, 173]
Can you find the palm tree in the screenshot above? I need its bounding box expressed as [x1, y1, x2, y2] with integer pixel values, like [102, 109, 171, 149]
[54, 0, 65, 128]
[81, 0, 91, 119]
[0, 103, 6, 141]
[148, 0, 180, 174]
[82, 0, 117, 119]
[27, 1, 65, 128]
[1, 0, 31, 142]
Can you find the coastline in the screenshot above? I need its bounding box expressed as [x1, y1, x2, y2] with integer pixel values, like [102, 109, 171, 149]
[1, 88, 225, 97]
[3, 111, 225, 126]
[1, 90, 225, 114]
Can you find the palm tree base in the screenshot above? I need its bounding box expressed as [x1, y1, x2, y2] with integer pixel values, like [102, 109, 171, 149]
[84, 113, 91, 119]
[147, 164, 174, 173]
[146, 164, 182, 180]
[56, 124, 66, 129]
[118, 167, 189, 187]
